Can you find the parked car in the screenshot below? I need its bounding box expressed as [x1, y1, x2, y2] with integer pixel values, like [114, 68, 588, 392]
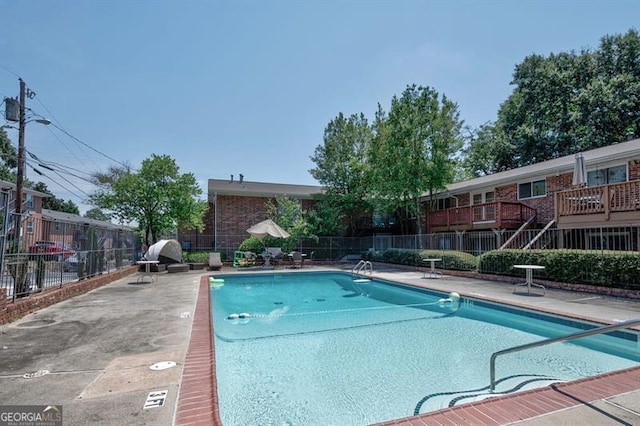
[63, 253, 80, 272]
[28, 241, 75, 260]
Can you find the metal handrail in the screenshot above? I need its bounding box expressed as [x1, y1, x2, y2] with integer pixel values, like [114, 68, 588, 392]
[352, 260, 372, 275]
[490, 318, 640, 391]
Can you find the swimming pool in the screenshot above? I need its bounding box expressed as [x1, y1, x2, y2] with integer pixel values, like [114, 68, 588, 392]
[210, 271, 640, 425]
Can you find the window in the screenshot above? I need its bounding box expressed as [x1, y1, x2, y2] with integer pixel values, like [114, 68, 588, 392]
[26, 220, 34, 234]
[518, 180, 546, 199]
[472, 191, 495, 205]
[55, 222, 61, 232]
[25, 194, 34, 208]
[587, 164, 627, 187]
[433, 197, 457, 210]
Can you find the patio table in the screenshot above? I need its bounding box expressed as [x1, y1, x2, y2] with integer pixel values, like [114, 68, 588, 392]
[136, 260, 159, 283]
[513, 264, 545, 295]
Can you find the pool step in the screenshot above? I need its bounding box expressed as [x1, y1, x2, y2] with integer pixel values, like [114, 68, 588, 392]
[414, 374, 566, 415]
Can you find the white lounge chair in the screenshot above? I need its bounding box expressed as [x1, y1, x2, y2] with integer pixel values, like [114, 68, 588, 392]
[208, 252, 223, 270]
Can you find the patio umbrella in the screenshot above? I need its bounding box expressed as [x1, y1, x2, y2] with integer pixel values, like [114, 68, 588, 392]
[572, 153, 587, 187]
[246, 219, 290, 239]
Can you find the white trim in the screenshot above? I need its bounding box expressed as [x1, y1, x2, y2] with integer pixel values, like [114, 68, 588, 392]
[437, 138, 640, 197]
[517, 179, 547, 200]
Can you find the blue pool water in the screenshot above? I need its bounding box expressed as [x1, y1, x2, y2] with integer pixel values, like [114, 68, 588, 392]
[211, 272, 639, 425]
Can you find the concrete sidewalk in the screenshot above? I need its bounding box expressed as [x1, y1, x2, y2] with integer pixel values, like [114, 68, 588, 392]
[0, 269, 203, 426]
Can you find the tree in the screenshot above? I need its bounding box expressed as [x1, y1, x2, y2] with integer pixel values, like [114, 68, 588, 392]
[90, 154, 208, 247]
[31, 182, 80, 214]
[368, 85, 464, 234]
[306, 195, 346, 236]
[85, 207, 110, 222]
[264, 195, 315, 253]
[0, 127, 17, 181]
[309, 112, 372, 236]
[461, 122, 516, 178]
[493, 29, 640, 169]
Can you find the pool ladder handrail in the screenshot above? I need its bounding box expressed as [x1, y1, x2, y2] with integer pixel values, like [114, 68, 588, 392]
[352, 260, 373, 275]
[489, 318, 640, 391]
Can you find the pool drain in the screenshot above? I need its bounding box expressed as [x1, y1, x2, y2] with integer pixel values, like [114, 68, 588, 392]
[149, 361, 177, 371]
[23, 370, 50, 379]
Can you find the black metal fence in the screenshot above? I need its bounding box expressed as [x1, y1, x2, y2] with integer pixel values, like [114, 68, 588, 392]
[1, 213, 138, 301]
[181, 225, 640, 262]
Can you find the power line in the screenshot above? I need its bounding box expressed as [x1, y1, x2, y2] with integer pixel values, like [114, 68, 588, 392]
[26, 161, 91, 199]
[0, 63, 20, 78]
[28, 152, 95, 178]
[32, 95, 130, 169]
[25, 154, 95, 192]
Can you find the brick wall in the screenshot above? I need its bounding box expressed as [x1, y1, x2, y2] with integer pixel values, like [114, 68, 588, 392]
[0, 266, 137, 325]
[629, 159, 640, 181]
[199, 195, 320, 237]
[493, 172, 574, 224]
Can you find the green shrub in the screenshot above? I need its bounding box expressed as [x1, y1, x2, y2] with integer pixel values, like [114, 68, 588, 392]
[478, 249, 640, 289]
[362, 248, 477, 271]
[182, 251, 209, 263]
[418, 250, 477, 271]
[238, 236, 267, 253]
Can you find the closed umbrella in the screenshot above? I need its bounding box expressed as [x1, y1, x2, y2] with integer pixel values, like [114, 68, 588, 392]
[246, 219, 290, 239]
[572, 153, 587, 187]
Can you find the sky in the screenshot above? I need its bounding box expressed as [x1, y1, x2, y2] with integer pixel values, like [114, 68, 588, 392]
[1, 0, 639, 215]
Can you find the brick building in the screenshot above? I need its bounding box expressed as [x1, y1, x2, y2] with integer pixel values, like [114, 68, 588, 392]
[179, 177, 323, 252]
[426, 138, 640, 250]
[179, 138, 640, 253]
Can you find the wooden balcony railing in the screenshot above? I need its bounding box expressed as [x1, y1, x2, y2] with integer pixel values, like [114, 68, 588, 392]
[427, 202, 537, 232]
[556, 180, 640, 219]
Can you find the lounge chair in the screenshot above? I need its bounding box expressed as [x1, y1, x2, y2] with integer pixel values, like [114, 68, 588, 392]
[244, 251, 257, 266]
[267, 247, 284, 267]
[291, 251, 303, 268]
[208, 252, 223, 270]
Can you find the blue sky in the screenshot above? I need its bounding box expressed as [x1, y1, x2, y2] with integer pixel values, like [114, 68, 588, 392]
[1, 0, 638, 214]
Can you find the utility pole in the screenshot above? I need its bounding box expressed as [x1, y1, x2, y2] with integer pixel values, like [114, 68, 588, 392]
[13, 78, 26, 245]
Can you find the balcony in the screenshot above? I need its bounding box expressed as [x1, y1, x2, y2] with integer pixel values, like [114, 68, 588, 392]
[427, 202, 537, 232]
[555, 180, 640, 228]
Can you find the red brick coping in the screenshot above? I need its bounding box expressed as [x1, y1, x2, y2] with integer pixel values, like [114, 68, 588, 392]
[175, 272, 640, 426]
[375, 366, 640, 425]
[174, 277, 222, 425]
[0, 265, 138, 325]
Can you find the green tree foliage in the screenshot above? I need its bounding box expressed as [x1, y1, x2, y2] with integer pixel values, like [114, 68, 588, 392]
[461, 122, 516, 177]
[485, 28, 640, 170]
[90, 154, 208, 246]
[368, 85, 464, 234]
[264, 195, 315, 252]
[0, 127, 18, 181]
[31, 182, 80, 214]
[305, 195, 345, 236]
[84, 207, 111, 221]
[309, 112, 372, 236]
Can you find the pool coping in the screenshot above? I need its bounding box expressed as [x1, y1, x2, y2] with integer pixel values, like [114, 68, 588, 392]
[174, 270, 640, 426]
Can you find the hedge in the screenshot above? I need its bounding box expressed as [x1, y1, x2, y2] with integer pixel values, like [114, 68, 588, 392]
[362, 248, 477, 271]
[479, 249, 640, 289]
[362, 248, 639, 290]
